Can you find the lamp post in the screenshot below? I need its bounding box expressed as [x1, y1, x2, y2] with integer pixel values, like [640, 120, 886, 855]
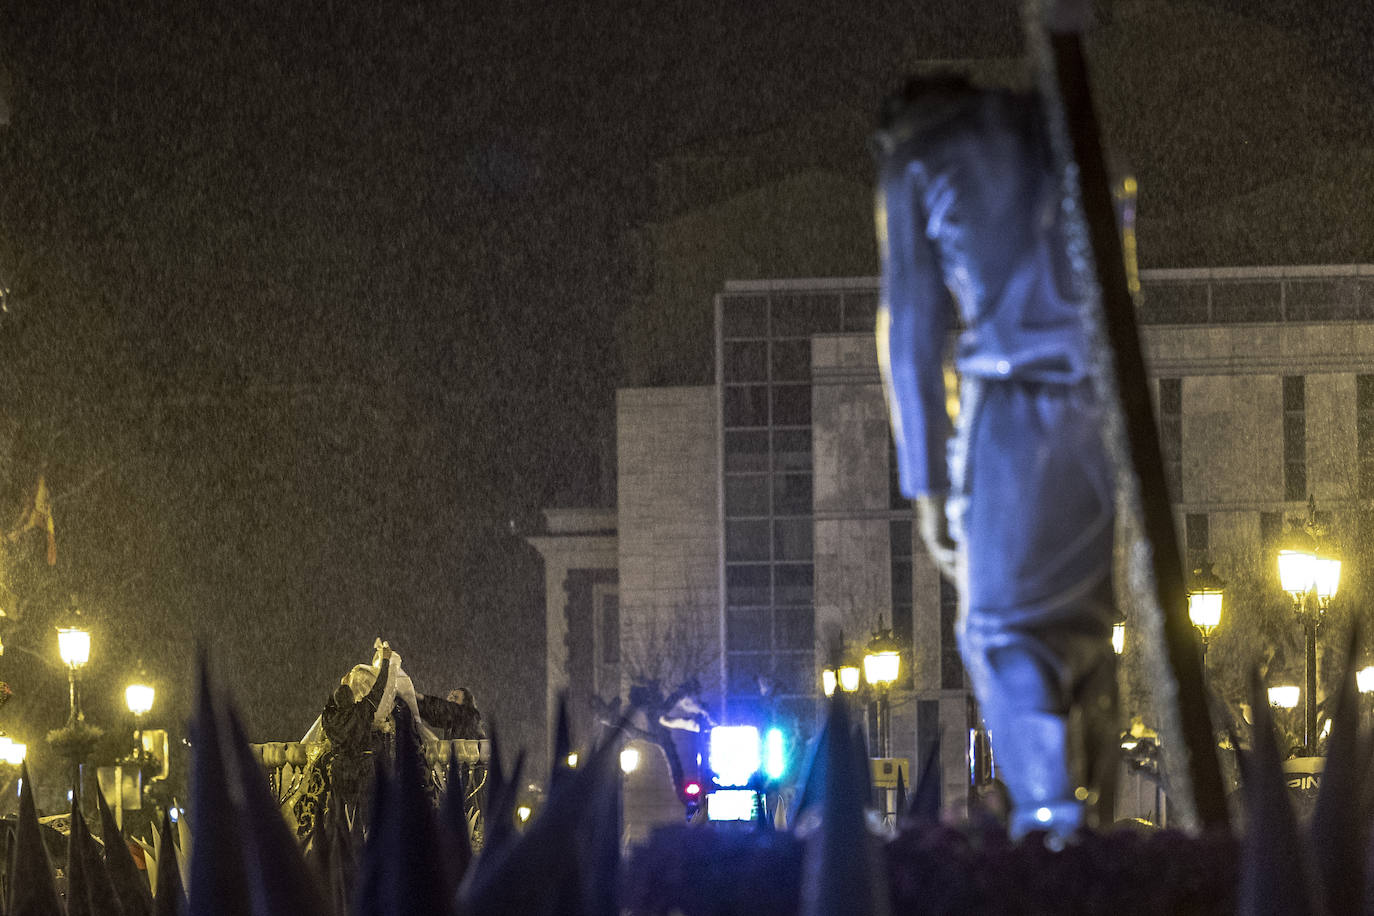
[1276, 496, 1340, 753]
[1187, 561, 1225, 679]
[863, 630, 902, 758]
[56, 616, 92, 806]
[56, 624, 91, 726]
[125, 681, 155, 774]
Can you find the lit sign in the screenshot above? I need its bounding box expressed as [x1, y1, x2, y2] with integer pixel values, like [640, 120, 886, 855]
[706, 789, 757, 822]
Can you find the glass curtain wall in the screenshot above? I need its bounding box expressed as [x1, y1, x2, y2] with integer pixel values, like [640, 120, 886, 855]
[718, 287, 877, 725]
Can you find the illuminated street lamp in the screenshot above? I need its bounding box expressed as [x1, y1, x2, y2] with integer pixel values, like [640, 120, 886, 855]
[56, 622, 91, 726]
[1187, 561, 1225, 677]
[126, 680, 155, 773]
[820, 662, 861, 698]
[839, 665, 861, 693]
[863, 643, 901, 690]
[1268, 685, 1300, 709]
[864, 630, 902, 758]
[55, 607, 94, 806]
[126, 683, 154, 717]
[1357, 666, 1374, 695]
[0, 735, 25, 766]
[1112, 622, 1125, 656]
[1276, 497, 1341, 751]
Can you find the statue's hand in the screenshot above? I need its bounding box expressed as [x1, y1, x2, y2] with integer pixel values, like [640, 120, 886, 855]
[915, 494, 958, 581]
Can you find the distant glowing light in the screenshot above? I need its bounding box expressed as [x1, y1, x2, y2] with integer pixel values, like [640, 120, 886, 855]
[57, 628, 90, 668]
[619, 747, 640, 774]
[126, 684, 155, 717]
[763, 728, 785, 781]
[566, 752, 578, 769]
[1112, 623, 1125, 655]
[0, 737, 24, 766]
[516, 805, 532, 823]
[838, 665, 861, 693]
[1187, 591, 1223, 635]
[863, 650, 900, 688]
[709, 726, 760, 788]
[1269, 685, 1300, 709]
[706, 789, 757, 822]
[1035, 807, 1053, 824]
[684, 782, 701, 796]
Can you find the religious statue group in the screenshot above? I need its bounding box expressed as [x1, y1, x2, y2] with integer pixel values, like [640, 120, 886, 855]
[289, 639, 485, 844]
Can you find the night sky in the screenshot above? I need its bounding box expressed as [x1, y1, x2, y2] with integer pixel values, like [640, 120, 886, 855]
[0, 1, 1369, 788]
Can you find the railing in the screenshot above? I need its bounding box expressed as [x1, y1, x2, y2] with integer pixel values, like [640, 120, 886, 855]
[250, 739, 490, 809]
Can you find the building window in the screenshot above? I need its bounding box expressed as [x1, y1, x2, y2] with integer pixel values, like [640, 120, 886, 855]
[1260, 511, 1284, 551]
[1158, 378, 1182, 500]
[915, 698, 941, 802]
[1185, 513, 1209, 555]
[724, 431, 768, 472]
[725, 475, 769, 517]
[939, 576, 964, 689]
[773, 564, 813, 604]
[723, 341, 768, 381]
[1284, 376, 1306, 501]
[770, 339, 811, 381]
[726, 565, 770, 606]
[888, 436, 910, 510]
[727, 609, 770, 651]
[724, 385, 769, 428]
[771, 385, 811, 426]
[842, 290, 879, 333]
[771, 293, 840, 338]
[890, 519, 914, 655]
[599, 592, 620, 665]
[772, 474, 812, 516]
[725, 520, 770, 562]
[719, 290, 825, 711]
[1359, 375, 1374, 499]
[721, 297, 768, 339]
[772, 519, 813, 561]
[773, 606, 814, 651]
[772, 429, 812, 472]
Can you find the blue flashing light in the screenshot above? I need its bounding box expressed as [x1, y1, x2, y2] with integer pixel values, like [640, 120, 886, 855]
[708, 725, 761, 788]
[764, 727, 786, 781]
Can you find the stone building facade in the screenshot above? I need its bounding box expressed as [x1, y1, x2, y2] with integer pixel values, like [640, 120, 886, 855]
[532, 263, 1374, 813]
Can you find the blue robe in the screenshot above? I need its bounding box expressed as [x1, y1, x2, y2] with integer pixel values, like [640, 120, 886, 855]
[874, 85, 1118, 837]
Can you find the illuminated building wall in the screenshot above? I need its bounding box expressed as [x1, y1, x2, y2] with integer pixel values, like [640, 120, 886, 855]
[534, 263, 1374, 815]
